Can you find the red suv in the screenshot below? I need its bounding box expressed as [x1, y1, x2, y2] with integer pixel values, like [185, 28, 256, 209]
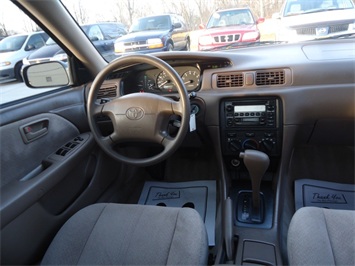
[198, 7, 264, 51]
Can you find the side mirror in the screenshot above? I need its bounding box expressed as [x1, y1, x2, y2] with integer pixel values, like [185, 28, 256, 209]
[172, 22, 182, 29]
[22, 61, 69, 88]
[25, 44, 35, 51]
[257, 18, 265, 24]
[199, 24, 205, 30]
[90, 36, 99, 42]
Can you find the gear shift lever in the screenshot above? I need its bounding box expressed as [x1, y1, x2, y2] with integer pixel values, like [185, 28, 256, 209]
[240, 149, 269, 223]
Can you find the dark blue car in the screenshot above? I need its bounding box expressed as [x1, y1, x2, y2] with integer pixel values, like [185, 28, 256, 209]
[114, 14, 190, 54]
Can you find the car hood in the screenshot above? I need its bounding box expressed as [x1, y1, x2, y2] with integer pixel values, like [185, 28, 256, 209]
[0, 51, 19, 60]
[201, 24, 257, 36]
[281, 9, 355, 28]
[115, 30, 169, 42]
[27, 44, 63, 59]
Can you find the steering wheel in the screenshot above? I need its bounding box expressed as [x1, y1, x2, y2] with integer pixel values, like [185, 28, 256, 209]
[87, 54, 190, 166]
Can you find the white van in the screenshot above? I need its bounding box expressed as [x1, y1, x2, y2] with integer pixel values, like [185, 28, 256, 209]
[0, 32, 48, 81]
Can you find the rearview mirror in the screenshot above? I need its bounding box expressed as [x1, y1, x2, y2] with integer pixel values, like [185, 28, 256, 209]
[22, 61, 69, 88]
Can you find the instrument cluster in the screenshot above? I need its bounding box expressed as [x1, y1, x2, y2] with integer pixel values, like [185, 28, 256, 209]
[121, 65, 201, 94]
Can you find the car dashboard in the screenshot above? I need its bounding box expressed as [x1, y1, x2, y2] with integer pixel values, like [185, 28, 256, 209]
[85, 38, 354, 265]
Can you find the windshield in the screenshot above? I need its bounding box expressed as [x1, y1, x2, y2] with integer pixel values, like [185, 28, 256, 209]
[129, 15, 171, 33]
[206, 9, 255, 29]
[2, 0, 354, 61]
[283, 0, 354, 16]
[0, 35, 27, 52]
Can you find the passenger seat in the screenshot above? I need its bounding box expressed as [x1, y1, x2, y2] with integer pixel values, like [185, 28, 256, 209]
[287, 207, 355, 265]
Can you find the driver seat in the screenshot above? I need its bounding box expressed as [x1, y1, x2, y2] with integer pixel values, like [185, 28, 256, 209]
[41, 203, 208, 265]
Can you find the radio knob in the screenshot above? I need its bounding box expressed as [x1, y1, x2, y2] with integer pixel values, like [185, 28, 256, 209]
[242, 139, 259, 150]
[226, 105, 233, 112]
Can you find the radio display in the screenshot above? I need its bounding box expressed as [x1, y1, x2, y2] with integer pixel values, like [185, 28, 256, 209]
[234, 105, 266, 112]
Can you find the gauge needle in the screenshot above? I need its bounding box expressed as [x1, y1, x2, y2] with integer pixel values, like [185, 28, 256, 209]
[184, 80, 192, 84]
[159, 81, 168, 86]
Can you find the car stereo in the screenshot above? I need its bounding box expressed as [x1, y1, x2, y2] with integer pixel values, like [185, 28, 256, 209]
[220, 97, 282, 156]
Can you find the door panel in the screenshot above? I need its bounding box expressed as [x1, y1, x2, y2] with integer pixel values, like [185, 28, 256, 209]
[0, 87, 120, 264]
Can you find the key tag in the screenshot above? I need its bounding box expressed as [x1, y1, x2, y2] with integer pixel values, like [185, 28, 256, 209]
[189, 113, 196, 132]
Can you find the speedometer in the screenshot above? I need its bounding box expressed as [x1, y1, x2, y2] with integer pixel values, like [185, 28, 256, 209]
[156, 71, 176, 92]
[181, 70, 200, 91]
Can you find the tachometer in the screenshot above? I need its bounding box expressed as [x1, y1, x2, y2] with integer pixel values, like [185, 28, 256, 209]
[181, 70, 200, 91]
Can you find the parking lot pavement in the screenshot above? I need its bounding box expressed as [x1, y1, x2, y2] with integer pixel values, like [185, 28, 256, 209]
[0, 80, 56, 105]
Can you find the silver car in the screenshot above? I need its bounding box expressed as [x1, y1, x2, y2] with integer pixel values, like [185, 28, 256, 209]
[274, 0, 355, 42]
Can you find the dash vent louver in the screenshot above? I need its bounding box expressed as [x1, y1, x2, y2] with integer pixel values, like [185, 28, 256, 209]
[256, 70, 285, 86]
[216, 73, 244, 88]
[97, 84, 118, 99]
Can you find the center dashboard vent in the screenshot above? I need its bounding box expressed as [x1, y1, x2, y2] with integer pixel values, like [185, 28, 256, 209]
[216, 73, 244, 88]
[256, 70, 285, 86]
[97, 83, 118, 99]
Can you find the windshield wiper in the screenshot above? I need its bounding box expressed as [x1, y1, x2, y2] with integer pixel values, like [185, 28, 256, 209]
[303, 7, 345, 14]
[205, 41, 284, 51]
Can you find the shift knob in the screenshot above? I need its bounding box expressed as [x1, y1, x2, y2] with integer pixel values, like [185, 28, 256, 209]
[240, 150, 269, 221]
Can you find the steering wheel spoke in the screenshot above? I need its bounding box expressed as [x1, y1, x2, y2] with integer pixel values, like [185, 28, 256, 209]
[87, 54, 190, 166]
[171, 100, 184, 116]
[91, 103, 104, 116]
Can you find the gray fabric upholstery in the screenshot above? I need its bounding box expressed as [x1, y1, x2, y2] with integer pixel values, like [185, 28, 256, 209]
[287, 207, 355, 265]
[42, 203, 208, 265]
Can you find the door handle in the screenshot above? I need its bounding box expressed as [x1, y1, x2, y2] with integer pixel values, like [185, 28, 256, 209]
[20, 119, 49, 143]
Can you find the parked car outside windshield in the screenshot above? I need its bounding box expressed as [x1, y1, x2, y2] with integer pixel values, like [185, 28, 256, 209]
[0, 32, 48, 81]
[274, 0, 355, 42]
[114, 14, 190, 54]
[198, 8, 264, 51]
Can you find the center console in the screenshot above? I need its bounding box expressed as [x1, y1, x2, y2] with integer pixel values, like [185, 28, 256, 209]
[219, 97, 283, 265]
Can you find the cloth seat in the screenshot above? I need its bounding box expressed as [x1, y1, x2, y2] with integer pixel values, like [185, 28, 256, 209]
[41, 203, 208, 265]
[287, 207, 355, 265]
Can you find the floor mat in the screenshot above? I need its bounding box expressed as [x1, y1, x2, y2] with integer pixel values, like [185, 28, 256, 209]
[138, 180, 216, 246]
[295, 179, 355, 210]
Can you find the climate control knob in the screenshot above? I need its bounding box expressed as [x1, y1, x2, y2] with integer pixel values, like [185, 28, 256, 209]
[229, 140, 242, 152]
[262, 139, 274, 152]
[242, 139, 259, 150]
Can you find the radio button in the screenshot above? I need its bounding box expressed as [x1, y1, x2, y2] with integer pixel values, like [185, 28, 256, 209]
[245, 133, 255, 137]
[256, 112, 260, 116]
[245, 113, 250, 116]
[264, 132, 274, 137]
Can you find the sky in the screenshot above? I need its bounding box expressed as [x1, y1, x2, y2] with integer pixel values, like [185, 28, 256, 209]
[1, 0, 30, 34]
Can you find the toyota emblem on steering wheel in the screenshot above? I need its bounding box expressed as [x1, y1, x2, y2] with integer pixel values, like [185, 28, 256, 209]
[126, 107, 144, 120]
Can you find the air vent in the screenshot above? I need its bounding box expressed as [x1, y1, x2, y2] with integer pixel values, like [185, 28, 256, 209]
[256, 70, 285, 86]
[97, 84, 118, 99]
[217, 73, 243, 88]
